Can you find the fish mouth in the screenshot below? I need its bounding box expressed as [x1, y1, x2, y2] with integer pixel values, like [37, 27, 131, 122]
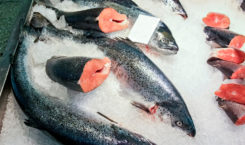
[159, 42, 179, 54]
[154, 46, 178, 55]
[165, 45, 179, 54]
[188, 129, 196, 137]
[160, 47, 178, 55]
[186, 122, 196, 137]
[144, 44, 179, 55]
[149, 38, 179, 55]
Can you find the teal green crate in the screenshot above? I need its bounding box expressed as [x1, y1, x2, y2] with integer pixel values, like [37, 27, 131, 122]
[0, 0, 33, 96]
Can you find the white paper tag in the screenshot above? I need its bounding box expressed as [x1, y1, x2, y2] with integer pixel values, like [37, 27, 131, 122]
[128, 15, 160, 44]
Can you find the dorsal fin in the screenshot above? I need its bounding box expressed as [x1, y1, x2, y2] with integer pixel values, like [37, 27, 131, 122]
[131, 101, 151, 114]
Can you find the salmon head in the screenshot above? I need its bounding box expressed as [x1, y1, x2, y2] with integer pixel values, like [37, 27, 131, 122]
[157, 100, 196, 137]
[149, 21, 179, 54]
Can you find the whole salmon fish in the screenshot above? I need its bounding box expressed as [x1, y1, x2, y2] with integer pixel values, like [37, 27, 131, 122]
[42, 26, 196, 137]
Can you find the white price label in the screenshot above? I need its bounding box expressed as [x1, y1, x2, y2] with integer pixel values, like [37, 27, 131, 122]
[128, 14, 160, 44]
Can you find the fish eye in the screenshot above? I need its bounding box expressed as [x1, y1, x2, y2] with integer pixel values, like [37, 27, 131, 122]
[176, 121, 183, 127]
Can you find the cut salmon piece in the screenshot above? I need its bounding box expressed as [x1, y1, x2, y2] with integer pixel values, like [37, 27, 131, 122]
[217, 98, 245, 125]
[213, 48, 245, 64]
[207, 58, 241, 78]
[231, 66, 245, 79]
[236, 116, 245, 125]
[215, 81, 245, 104]
[79, 57, 111, 93]
[207, 57, 245, 79]
[46, 56, 111, 93]
[202, 12, 230, 29]
[207, 58, 240, 79]
[228, 35, 245, 49]
[98, 8, 129, 33]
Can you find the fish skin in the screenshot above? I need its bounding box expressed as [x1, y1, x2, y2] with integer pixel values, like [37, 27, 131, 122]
[162, 0, 188, 18]
[204, 26, 238, 48]
[36, 0, 179, 54]
[11, 29, 156, 145]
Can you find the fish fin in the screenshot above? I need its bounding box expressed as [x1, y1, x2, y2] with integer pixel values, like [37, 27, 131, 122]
[131, 101, 151, 114]
[97, 112, 118, 124]
[131, 101, 159, 114]
[24, 119, 44, 130]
